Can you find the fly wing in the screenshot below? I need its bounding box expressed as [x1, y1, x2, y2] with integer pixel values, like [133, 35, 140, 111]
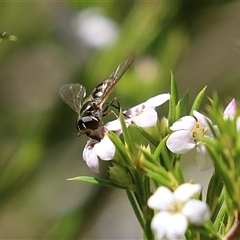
[59, 84, 86, 115]
[94, 51, 138, 106]
[109, 50, 138, 83]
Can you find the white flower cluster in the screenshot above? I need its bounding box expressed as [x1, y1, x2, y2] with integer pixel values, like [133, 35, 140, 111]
[166, 98, 237, 170]
[80, 94, 237, 239]
[82, 93, 170, 172]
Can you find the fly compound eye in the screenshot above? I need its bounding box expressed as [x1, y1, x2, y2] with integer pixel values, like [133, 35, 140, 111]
[76, 119, 85, 131]
[83, 116, 100, 130]
[77, 116, 100, 132]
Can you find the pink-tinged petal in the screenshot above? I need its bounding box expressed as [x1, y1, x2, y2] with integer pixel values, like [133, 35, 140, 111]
[131, 108, 158, 127]
[83, 139, 99, 173]
[166, 130, 195, 154]
[144, 93, 170, 108]
[224, 98, 237, 116]
[174, 183, 201, 202]
[93, 135, 115, 160]
[196, 144, 213, 171]
[170, 116, 196, 131]
[151, 211, 169, 239]
[193, 110, 212, 128]
[148, 186, 175, 211]
[123, 103, 144, 118]
[182, 199, 210, 225]
[123, 94, 170, 119]
[165, 213, 188, 240]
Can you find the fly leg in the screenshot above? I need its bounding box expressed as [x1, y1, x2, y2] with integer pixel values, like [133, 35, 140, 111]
[102, 97, 119, 118]
[102, 97, 129, 118]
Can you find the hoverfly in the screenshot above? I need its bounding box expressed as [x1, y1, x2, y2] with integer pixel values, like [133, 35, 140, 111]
[59, 51, 137, 141]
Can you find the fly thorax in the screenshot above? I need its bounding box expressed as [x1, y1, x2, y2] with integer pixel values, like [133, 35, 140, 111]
[81, 101, 101, 117]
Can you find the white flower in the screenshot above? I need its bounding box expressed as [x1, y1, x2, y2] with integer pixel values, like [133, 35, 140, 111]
[148, 184, 210, 240]
[124, 93, 170, 127]
[106, 93, 170, 133]
[166, 110, 213, 170]
[82, 126, 116, 173]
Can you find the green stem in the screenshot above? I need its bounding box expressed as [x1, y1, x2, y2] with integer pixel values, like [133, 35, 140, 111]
[126, 174, 155, 240]
[126, 190, 145, 230]
[143, 177, 154, 240]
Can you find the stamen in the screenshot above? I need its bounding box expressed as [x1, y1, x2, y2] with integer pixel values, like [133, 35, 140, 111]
[192, 122, 208, 142]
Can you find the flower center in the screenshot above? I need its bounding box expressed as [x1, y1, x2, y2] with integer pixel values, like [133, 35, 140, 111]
[192, 122, 208, 143]
[167, 201, 184, 214]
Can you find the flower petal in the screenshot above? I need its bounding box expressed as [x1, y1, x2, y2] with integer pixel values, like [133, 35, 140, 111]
[152, 212, 187, 240]
[196, 144, 213, 171]
[123, 93, 169, 120]
[83, 139, 99, 173]
[151, 211, 168, 239]
[193, 110, 212, 128]
[148, 186, 175, 210]
[131, 108, 158, 127]
[166, 130, 195, 154]
[170, 116, 196, 131]
[223, 98, 237, 116]
[93, 135, 115, 160]
[105, 119, 122, 133]
[174, 183, 201, 202]
[144, 93, 170, 108]
[165, 213, 188, 240]
[182, 199, 210, 225]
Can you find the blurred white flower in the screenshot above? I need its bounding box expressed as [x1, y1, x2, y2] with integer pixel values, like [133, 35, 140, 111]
[148, 184, 210, 240]
[166, 110, 213, 170]
[73, 8, 118, 49]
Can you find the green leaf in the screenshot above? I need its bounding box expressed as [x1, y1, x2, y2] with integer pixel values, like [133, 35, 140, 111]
[172, 161, 184, 184]
[142, 150, 173, 188]
[168, 73, 179, 126]
[168, 95, 176, 127]
[212, 203, 227, 233]
[119, 111, 135, 155]
[132, 167, 145, 207]
[190, 86, 207, 115]
[170, 71, 178, 105]
[154, 136, 173, 171]
[130, 124, 159, 147]
[206, 171, 223, 219]
[175, 100, 181, 120]
[67, 176, 128, 189]
[108, 131, 131, 166]
[180, 91, 189, 117]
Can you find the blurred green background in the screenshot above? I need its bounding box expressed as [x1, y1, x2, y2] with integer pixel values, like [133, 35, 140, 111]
[1, 1, 240, 239]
